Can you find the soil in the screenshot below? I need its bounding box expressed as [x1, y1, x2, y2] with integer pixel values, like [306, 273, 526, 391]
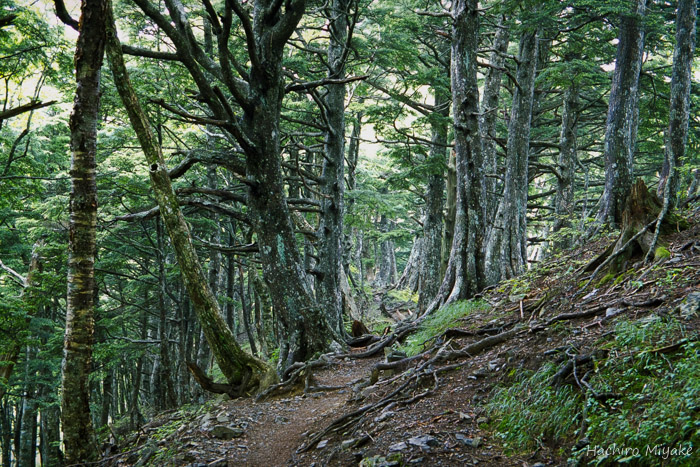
[108, 213, 699, 467]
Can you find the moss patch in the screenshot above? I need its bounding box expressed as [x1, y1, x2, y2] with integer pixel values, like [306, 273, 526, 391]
[654, 245, 671, 260]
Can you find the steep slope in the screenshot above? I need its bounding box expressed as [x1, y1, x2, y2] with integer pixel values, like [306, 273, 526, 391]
[107, 213, 699, 466]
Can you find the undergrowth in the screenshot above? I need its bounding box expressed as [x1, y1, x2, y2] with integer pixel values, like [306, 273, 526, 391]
[486, 315, 699, 465]
[398, 299, 489, 356]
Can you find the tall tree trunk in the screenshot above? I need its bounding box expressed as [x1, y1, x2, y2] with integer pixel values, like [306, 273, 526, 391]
[553, 79, 579, 249]
[596, 0, 647, 227]
[155, 222, 177, 409]
[38, 387, 63, 467]
[243, 24, 337, 366]
[60, 0, 106, 461]
[657, 0, 696, 205]
[104, 5, 275, 391]
[376, 214, 397, 288]
[130, 302, 147, 429]
[485, 27, 539, 284]
[0, 401, 10, 467]
[480, 15, 510, 224]
[19, 347, 37, 467]
[425, 0, 485, 314]
[100, 366, 113, 428]
[396, 235, 422, 291]
[238, 264, 258, 357]
[441, 149, 457, 275]
[419, 90, 448, 312]
[318, 0, 352, 338]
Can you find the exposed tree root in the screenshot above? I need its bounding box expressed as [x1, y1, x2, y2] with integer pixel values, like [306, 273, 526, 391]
[299, 326, 524, 452]
[255, 354, 336, 401]
[186, 362, 240, 398]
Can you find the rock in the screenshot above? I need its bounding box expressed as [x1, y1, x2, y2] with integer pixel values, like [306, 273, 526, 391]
[476, 417, 489, 425]
[455, 433, 481, 448]
[458, 411, 472, 422]
[605, 307, 623, 318]
[216, 414, 230, 423]
[359, 455, 401, 467]
[274, 415, 289, 424]
[341, 439, 356, 450]
[389, 442, 408, 451]
[408, 458, 424, 464]
[134, 444, 157, 467]
[509, 294, 526, 303]
[680, 292, 700, 319]
[317, 439, 329, 449]
[532, 463, 545, 467]
[209, 425, 244, 440]
[407, 435, 439, 449]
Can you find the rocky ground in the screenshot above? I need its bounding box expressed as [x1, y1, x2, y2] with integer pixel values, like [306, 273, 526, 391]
[106, 213, 699, 466]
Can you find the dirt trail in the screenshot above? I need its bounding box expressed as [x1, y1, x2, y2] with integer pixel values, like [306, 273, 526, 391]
[232, 357, 378, 466]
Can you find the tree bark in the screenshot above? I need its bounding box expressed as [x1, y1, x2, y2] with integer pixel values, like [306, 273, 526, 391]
[60, 0, 106, 461]
[376, 214, 397, 288]
[19, 347, 37, 467]
[657, 0, 696, 205]
[419, 90, 448, 313]
[553, 80, 579, 249]
[104, 3, 275, 391]
[480, 15, 509, 224]
[318, 0, 352, 338]
[441, 149, 457, 275]
[485, 27, 539, 284]
[596, 0, 647, 228]
[425, 0, 485, 315]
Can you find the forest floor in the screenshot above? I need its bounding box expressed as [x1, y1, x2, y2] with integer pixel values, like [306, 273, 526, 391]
[107, 212, 699, 467]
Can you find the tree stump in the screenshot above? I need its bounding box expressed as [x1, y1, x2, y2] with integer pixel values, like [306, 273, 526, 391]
[584, 179, 689, 277]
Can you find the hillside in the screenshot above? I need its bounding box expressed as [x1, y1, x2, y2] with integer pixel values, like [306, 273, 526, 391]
[105, 213, 699, 466]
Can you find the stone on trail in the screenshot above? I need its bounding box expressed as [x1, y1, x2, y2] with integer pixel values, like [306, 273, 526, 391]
[209, 425, 244, 440]
[407, 434, 439, 449]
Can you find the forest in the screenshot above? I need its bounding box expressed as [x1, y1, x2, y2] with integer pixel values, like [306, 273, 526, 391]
[0, 0, 698, 465]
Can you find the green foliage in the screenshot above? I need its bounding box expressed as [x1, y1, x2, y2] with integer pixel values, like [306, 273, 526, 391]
[387, 288, 418, 304]
[487, 363, 582, 452]
[398, 300, 489, 356]
[488, 316, 698, 465]
[654, 246, 671, 260]
[572, 318, 699, 465]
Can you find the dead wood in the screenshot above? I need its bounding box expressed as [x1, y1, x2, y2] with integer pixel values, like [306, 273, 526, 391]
[346, 334, 380, 348]
[551, 354, 594, 387]
[581, 180, 689, 290]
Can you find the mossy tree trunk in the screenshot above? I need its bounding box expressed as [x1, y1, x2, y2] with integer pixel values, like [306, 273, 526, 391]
[60, 0, 106, 462]
[104, 2, 275, 392]
[657, 0, 696, 205]
[596, 0, 647, 228]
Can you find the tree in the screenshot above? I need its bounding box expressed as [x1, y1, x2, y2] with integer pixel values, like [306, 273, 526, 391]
[657, 0, 697, 206]
[596, 0, 647, 228]
[60, 0, 106, 462]
[124, 0, 337, 368]
[103, 0, 275, 392]
[485, 23, 539, 283]
[318, 0, 356, 337]
[424, 0, 485, 314]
